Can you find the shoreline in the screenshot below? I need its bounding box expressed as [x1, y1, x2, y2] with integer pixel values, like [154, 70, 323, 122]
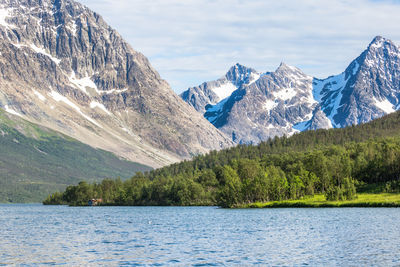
[237, 193, 400, 208]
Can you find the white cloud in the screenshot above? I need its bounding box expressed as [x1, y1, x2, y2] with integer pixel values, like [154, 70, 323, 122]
[79, 0, 400, 93]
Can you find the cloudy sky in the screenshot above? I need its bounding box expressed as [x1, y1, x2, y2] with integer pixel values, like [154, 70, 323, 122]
[79, 0, 400, 93]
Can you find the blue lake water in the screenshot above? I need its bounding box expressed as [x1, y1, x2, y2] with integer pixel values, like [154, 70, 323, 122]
[1, 204, 400, 266]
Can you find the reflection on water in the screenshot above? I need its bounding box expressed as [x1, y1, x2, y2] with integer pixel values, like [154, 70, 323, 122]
[1, 204, 400, 265]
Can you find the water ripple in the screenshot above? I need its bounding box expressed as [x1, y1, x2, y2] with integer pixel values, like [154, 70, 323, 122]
[0, 205, 400, 265]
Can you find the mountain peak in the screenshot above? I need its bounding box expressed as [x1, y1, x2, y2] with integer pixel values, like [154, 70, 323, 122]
[225, 63, 258, 85]
[367, 36, 395, 50]
[275, 62, 303, 75]
[182, 37, 400, 145]
[278, 61, 289, 67]
[233, 62, 246, 69]
[226, 63, 254, 74]
[276, 62, 296, 71]
[371, 35, 384, 42]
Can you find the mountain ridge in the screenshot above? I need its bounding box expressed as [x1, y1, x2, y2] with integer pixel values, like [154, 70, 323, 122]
[0, 0, 233, 168]
[181, 36, 400, 144]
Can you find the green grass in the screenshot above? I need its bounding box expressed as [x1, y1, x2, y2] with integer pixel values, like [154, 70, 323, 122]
[240, 194, 400, 208]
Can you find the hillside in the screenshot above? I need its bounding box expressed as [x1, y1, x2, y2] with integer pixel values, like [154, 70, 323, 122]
[0, 109, 151, 203]
[44, 109, 400, 207]
[0, 0, 232, 168]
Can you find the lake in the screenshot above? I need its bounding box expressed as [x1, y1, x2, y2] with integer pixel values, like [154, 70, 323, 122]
[0, 205, 399, 266]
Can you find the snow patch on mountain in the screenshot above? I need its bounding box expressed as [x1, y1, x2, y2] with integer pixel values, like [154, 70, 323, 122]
[66, 20, 78, 36]
[352, 61, 360, 75]
[374, 98, 395, 113]
[49, 90, 102, 128]
[369, 37, 385, 49]
[273, 88, 298, 101]
[99, 88, 128, 95]
[211, 81, 237, 101]
[90, 101, 111, 115]
[313, 72, 348, 127]
[248, 73, 261, 85]
[205, 98, 229, 124]
[4, 105, 22, 117]
[11, 43, 61, 64]
[29, 44, 61, 64]
[69, 73, 99, 95]
[264, 99, 278, 110]
[312, 80, 325, 102]
[0, 7, 14, 28]
[33, 90, 46, 101]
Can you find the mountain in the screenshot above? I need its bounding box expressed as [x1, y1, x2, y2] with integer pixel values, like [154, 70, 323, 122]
[0, 108, 151, 203]
[207, 63, 317, 143]
[313, 36, 400, 128]
[181, 36, 400, 144]
[0, 0, 232, 168]
[180, 63, 260, 114]
[181, 62, 318, 144]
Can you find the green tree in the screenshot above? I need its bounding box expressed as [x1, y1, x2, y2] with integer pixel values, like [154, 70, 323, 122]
[217, 166, 243, 208]
[265, 166, 288, 201]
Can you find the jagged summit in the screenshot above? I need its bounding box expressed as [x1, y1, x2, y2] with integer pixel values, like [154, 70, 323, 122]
[0, 0, 233, 167]
[180, 62, 260, 113]
[276, 62, 296, 71]
[369, 35, 385, 44]
[314, 35, 400, 128]
[274, 62, 309, 80]
[181, 36, 400, 144]
[226, 63, 259, 87]
[367, 35, 392, 49]
[229, 63, 250, 72]
[183, 61, 315, 144]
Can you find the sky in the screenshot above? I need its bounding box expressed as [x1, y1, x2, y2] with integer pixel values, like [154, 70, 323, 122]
[78, 0, 400, 94]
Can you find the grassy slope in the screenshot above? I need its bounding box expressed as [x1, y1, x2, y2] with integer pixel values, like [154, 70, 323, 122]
[242, 194, 400, 208]
[0, 109, 152, 203]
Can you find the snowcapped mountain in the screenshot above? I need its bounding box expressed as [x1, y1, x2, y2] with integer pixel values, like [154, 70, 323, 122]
[181, 36, 400, 144]
[312, 36, 400, 128]
[0, 0, 232, 167]
[180, 63, 260, 113]
[204, 63, 318, 143]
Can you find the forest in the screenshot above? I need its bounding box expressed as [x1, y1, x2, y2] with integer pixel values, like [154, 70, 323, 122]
[44, 111, 400, 208]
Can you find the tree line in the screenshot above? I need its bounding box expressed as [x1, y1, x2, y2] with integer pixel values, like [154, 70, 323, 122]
[44, 111, 400, 207]
[44, 137, 400, 207]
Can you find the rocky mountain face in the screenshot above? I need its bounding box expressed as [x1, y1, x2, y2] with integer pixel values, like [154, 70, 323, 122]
[205, 63, 317, 143]
[180, 63, 260, 114]
[313, 36, 400, 128]
[0, 0, 232, 167]
[181, 36, 400, 144]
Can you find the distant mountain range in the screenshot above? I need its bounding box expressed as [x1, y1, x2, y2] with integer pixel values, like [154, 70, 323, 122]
[181, 36, 400, 144]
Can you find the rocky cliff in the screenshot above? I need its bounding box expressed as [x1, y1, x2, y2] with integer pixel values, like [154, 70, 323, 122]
[0, 0, 232, 167]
